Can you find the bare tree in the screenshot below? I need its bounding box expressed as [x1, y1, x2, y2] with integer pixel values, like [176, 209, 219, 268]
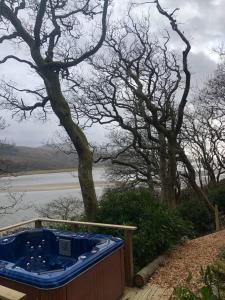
[97, 130, 160, 190]
[69, 1, 220, 227]
[184, 107, 225, 189]
[0, 190, 25, 216]
[0, 117, 26, 215]
[0, 0, 110, 220]
[36, 196, 83, 220]
[0, 116, 7, 174]
[71, 1, 191, 208]
[0, 116, 5, 130]
[183, 62, 225, 190]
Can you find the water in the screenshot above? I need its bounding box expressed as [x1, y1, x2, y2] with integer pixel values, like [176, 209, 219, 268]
[0, 168, 107, 227]
[0, 168, 105, 188]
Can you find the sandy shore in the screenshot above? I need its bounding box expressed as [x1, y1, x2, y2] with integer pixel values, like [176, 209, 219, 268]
[1, 167, 105, 177]
[4, 181, 110, 192]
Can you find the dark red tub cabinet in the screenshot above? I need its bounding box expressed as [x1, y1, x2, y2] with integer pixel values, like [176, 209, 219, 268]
[0, 247, 124, 300]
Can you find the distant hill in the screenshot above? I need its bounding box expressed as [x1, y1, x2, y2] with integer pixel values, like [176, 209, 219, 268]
[0, 144, 78, 173]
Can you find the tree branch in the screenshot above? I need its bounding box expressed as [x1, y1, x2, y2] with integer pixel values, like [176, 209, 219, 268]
[0, 1, 34, 47]
[154, 0, 191, 134]
[53, 0, 109, 69]
[34, 0, 48, 47]
[0, 55, 37, 69]
[0, 32, 20, 43]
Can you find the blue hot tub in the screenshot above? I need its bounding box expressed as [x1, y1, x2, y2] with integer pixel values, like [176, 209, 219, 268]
[0, 229, 125, 299]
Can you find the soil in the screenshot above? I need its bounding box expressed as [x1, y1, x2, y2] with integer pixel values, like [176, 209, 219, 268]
[149, 229, 225, 290]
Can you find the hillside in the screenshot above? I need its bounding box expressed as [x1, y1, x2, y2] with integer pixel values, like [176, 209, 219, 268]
[0, 144, 78, 173]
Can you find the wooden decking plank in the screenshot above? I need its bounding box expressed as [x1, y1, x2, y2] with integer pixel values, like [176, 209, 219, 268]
[133, 287, 148, 300]
[144, 285, 159, 300]
[150, 287, 168, 300]
[121, 291, 137, 299]
[133, 287, 145, 300]
[0, 285, 26, 300]
[121, 285, 173, 300]
[121, 287, 139, 300]
[129, 284, 159, 300]
[148, 288, 163, 300]
[160, 287, 174, 300]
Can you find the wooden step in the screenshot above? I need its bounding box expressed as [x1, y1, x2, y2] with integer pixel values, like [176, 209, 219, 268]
[121, 284, 173, 300]
[0, 285, 26, 300]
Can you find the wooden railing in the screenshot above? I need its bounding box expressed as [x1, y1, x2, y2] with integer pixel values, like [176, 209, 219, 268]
[0, 219, 37, 235]
[0, 218, 137, 287]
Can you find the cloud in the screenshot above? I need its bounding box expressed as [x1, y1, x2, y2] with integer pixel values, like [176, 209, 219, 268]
[1, 113, 109, 147]
[190, 51, 217, 84]
[162, 0, 225, 58]
[1, 113, 59, 147]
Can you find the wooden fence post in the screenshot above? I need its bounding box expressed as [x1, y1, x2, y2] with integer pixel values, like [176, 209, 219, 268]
[35, 220, 42, 229]
[124, 229, 134, 287]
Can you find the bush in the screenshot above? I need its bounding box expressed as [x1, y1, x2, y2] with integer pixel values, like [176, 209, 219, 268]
[96, 188, 192, 271]
[208, 182, 225, 214]
[178, 191, 213, 236]
[175, 264, 225, 300]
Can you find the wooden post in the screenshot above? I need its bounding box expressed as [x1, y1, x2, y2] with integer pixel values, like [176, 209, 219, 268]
[124, 230, 134, 287]
[215, 204, 220, 232]
[134, 255, 165, 287]
[35, 220, 42, 229]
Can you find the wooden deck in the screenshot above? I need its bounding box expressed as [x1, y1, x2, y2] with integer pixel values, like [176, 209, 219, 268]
[0, 285, 26, 300]
[120, 284, 174, 300]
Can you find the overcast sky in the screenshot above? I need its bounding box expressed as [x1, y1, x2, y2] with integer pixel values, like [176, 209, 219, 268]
[0, 0, 224, 147]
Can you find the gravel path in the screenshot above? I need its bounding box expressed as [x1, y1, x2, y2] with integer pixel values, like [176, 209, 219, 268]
[149, 229, 225, 290]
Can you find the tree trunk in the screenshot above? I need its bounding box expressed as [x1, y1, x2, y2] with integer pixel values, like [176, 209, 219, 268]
[159, 133, 167, 204]
[179, 148, 220, 230]
[146, 165, 154, 190]
[179, 148, 214, 210]
[202, 158, 217, 187]
[43, 71, 98, 221]
[78, 150, 98, 221]
[159, 134, 177, 209]
[166, 137, 177, 209]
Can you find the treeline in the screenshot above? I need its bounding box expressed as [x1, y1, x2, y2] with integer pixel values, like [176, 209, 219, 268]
[0, 144, 77, 173]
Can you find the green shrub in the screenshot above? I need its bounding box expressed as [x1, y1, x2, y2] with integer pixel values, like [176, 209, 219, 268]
[96, 188, 192, 271]
[177, 193, 213, 236]
[208, 183, 225, 214]
[174, 266, 225, 300]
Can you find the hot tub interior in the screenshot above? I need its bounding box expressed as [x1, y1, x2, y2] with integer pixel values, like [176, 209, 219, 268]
[0, 229, 115, 274]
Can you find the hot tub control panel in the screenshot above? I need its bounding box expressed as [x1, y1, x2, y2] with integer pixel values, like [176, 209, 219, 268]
[58, 239, 72, 256]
